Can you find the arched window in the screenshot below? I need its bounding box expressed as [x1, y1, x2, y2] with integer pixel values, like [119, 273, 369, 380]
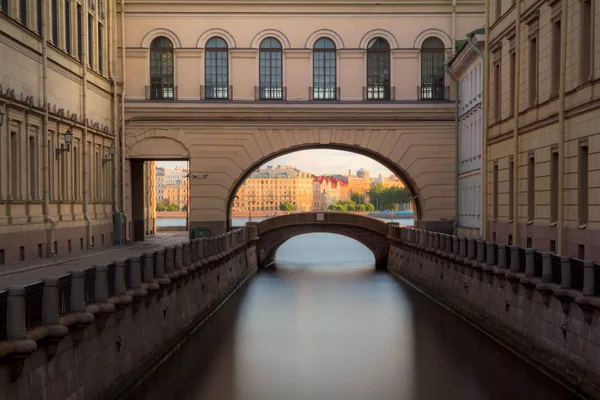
[259, 38, 283, 100]
[149, 36, 174, 100]
[205, 37, 229, 99]
[313, 38, 337, 100]
[420, 37, 446, 100]
[366, 37, 391, 100]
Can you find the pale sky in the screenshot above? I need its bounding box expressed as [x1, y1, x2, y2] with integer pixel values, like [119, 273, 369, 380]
[158, 149, 394, 177]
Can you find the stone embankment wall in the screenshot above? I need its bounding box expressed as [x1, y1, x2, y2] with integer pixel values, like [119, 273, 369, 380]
[387, 226, 600, 399]
[0, 226, 259, 400]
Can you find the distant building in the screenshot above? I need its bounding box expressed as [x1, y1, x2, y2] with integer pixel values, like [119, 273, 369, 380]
[163, 184, 188, 210]
[233, 165, 313, 213]
[155, 165, 189, 209]
[371, 173, 405, 189]
[335, 168, 372, 201]
[313, 176, 348, 210]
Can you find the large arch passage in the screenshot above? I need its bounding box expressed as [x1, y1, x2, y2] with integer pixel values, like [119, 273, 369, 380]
[124, 103, 456, 236]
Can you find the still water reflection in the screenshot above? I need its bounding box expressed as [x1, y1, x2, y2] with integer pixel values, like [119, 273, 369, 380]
[127, 234, 578, 400]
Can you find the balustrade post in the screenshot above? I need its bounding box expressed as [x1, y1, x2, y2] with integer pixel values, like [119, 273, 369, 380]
[183, 243, 192, 267]
[542, 252, 552, 283]
[453, 236, 459, 256]
[129, 257, 143, 290]
[143, 252, 156, 283]
[467, 238, 475, 260]
[497, 244, 507, 269]
[155, 249, 166, 278]
[6, 287, 27, 340]
[94, 265, 109, 303]
[70, 270, 87, 312]
[485, 242, 495, 266]
[115, 261, 127, 294]
[190, 240, 199, 264]
[427, 232, 433, 250]
[175, 244, 184, 270]
[476, 240, 486, 263]
[165, 246, 175, 273]
[510, 247, 520, 272]
[41, 278, 60, 325]
[560, 257, 571, 289]
[525, 248, 536, 277]
[433, 233, 439, 250]
[198, 238, 206, 260]
[583, 261, 595, 296]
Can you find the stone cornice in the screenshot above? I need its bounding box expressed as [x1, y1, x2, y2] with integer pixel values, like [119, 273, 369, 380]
[174, 48, 203, 57]
[126, 48, 147, 58]
[230, 48, 258, 58]
[283, 49, 311, 58]
[392, 49, 419, 59]
[338, 49, 365, 59]
[124, 101, 456, 124]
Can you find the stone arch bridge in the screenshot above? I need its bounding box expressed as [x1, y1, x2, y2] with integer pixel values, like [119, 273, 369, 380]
[251, 212, 394, 269]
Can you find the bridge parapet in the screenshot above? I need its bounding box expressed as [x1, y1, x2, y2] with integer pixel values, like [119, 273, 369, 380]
[255, 212, 393, 269]
[0, 226, 260, 398]
[388, 226, 600, 399]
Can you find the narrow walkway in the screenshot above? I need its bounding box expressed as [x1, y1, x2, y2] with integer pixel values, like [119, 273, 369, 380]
[0, 232, 189, 289]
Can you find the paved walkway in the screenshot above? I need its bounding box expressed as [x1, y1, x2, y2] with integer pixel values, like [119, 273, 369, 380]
[0, 233, 189, 289]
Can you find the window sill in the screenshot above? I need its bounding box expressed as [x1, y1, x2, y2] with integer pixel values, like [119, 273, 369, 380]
[508, 219, 514, 224]
[577, 223, 587, 230]
[549, 221, 557, 227]
[527, 220, 534, 225]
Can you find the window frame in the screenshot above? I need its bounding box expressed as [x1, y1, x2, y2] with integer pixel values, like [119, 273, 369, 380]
[149, 36, 175, 100]
[258, 37, 283, 100]
[204, 37, 229, 100]
[312, 37, 337, 100]
[420, 37, 446, 100]
[366, 37, 391, 101]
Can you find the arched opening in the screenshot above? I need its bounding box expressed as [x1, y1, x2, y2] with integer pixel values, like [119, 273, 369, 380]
[227, 146, 421, 230]
[275, 233, 376, 270]
[204, 36, 229, 99]
[149, 36, 174, 100]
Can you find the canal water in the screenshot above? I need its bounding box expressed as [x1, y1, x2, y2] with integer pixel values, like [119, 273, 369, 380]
[127, 234, 578, 400]
[155, 217, 416, 228]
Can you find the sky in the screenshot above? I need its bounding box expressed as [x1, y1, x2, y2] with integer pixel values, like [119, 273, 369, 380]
[156, 149, 394, 177]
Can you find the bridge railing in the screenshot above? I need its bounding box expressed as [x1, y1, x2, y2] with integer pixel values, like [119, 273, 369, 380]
[257, 211, 388, 235]
[0, 226, 259, 359]
[388, 226, 600, 320]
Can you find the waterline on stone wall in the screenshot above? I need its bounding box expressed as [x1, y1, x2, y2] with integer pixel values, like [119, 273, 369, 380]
[388, 270, 585, 399]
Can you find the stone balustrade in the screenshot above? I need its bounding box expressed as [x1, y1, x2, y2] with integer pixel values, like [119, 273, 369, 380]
[387, 225, 600, 399]
[0, 226, 259, 399]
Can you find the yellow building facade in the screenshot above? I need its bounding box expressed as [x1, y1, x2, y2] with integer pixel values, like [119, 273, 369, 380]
[486, 0, 600, 259]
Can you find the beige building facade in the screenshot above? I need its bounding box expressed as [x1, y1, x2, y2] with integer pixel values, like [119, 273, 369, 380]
[122, 0, 484, 237]
[0, 0, 120, 264]
[486, 0, 600, 259]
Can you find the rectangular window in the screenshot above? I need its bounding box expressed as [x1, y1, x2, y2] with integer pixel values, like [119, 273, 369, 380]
[578, 244, 585, 260]
[98, 0, 103, 19]
[494, 62, 501, 120]
[581, 0, 592, 84]
[88, 14, 93, 67]
[1, 0, 8, 14]
[20, 246, 25, 261]
[529, 36, 538, 105]
[527, 155, 535, 221]
[527, 237, 532, 248]
[20, 0, 27, 26]
[550, 150, 558, 223]
[493, 163, 499, 219]
[60, 144, 66, 200]
[551, 19, 561, 96]
[77, 4, 82, 60]
[509, 51, 516, 116]
[37, 0, 42, 34]
[65, 0, 71, 54]
[495, 0, 501, 20]
[578, 145, 589, 224]
[508, 158, 514, 220]
[29, 136, 36, 199]
[98, 23, 103, 75]
[51, 0, 58, 44]
[11, 132, 18, 199]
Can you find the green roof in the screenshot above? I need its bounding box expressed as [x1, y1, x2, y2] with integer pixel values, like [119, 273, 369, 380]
[455, 39, 468, 53]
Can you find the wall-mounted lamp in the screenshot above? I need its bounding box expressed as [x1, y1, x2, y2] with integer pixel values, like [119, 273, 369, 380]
[0, 110, 5, 127]
[55, 130, 73, 157]
[103, 146, 115, 165]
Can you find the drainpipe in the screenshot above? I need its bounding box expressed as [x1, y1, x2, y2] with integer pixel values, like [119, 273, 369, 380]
[445, 64, 460, 236]
[481, 0, 490, 240]
[467, 34, 485, 237]
[120, 0, 129, 242]
[108, 0, 119, 214]
[557, 0, 567, 255]
[452, 0, 456, 55]
[82, 0, 93, 248]
[41, 0, 57, 256]
[512, 0, 522, 244]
